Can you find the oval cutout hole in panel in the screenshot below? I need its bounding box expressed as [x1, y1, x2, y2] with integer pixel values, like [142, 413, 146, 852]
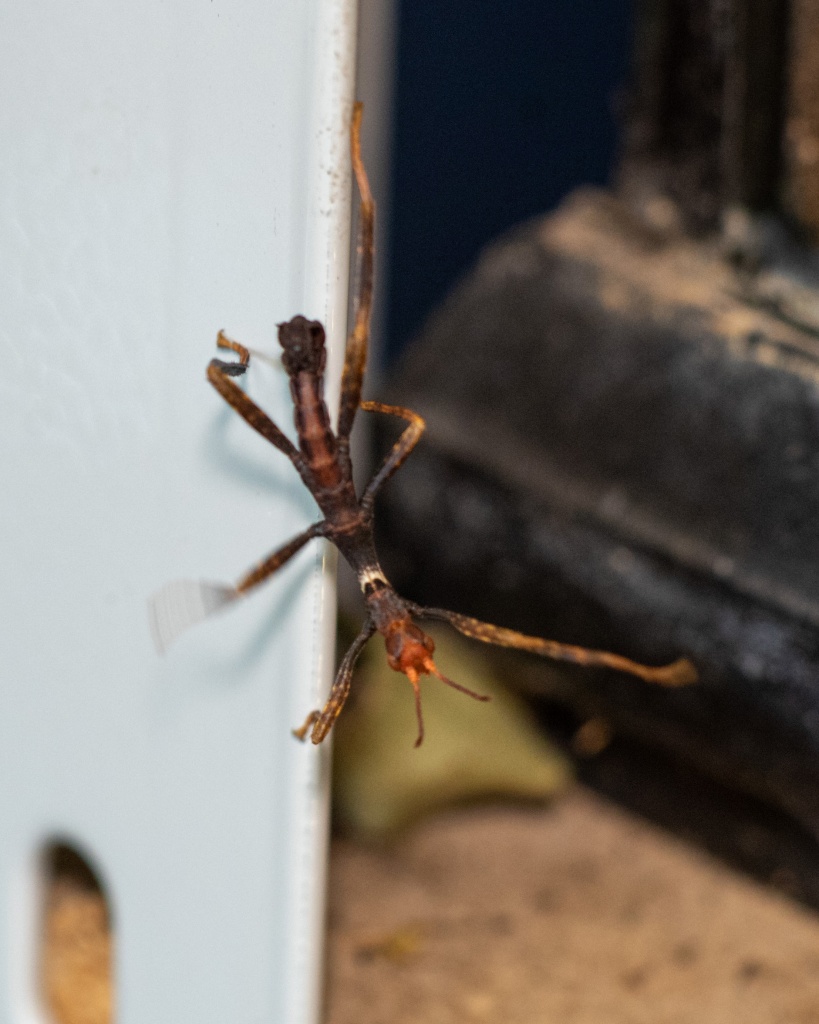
[39, 842, 114, 1024]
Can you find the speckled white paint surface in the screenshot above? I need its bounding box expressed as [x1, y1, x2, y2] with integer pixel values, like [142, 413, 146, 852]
[0, 2, 356, 1021]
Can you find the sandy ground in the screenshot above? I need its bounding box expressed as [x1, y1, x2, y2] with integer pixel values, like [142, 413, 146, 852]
[325, 788, 819, 1024]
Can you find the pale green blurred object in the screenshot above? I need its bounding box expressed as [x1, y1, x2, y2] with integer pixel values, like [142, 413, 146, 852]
[332, 623, 573, 838]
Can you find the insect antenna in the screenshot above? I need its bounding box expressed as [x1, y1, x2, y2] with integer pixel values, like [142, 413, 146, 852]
[406, 669, 425, 748]
[245, 347, 283, 369]
[428, 663, 491, 703]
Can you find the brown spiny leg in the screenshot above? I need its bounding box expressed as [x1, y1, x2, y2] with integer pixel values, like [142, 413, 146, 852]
[235, 522, 326, 595]
[293, 618, 377, 743]
[207, 334, 312, 482]
[359, 402, 425, 513]
[410, 605, 698, 687]
[336, 102, 374, 462]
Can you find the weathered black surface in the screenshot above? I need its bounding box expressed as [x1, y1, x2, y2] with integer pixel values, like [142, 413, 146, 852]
[621, 0, 789, 226]
[542, 702, 819, 909]
[375, 191, 819, 845]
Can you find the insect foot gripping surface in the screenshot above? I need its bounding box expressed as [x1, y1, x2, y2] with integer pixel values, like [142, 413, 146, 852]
[644, 658, 698, 687]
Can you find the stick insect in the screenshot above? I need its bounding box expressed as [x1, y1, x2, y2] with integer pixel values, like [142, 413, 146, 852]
[150, 103, 697, 748]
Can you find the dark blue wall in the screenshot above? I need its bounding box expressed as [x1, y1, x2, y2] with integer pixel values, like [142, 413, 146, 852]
[386, 1, 632, 361]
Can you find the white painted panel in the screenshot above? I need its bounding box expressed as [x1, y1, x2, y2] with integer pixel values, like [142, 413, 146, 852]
[0, 1, 357, 1021]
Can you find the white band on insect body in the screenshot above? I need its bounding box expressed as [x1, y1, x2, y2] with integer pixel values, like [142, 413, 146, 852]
[359, 567, 388, 592]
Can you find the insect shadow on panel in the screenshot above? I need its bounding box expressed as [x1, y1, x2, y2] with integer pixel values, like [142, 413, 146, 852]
[149, 104, 698, 748]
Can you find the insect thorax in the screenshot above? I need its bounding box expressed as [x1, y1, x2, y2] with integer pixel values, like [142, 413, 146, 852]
[365, 584, 410, 635]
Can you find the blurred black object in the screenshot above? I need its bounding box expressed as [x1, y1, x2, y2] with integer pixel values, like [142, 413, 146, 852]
[376, 190, 819, 899]
[375, 0, 819, 898]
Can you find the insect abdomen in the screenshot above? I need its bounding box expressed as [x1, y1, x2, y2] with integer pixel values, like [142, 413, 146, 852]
[292, 373, 343, 490]
[277, 315, 344, 491]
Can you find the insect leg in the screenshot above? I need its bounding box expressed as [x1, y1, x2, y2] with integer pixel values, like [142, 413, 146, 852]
[210, 330, 251, 376]
[359, 401, 425, 512]
[292, 617, 377, 744]
[213, 329, 282, 370]
[235, 521, 326, 594]
[410, 605, 698, 687]
[149, 523, 324, 653]
[207, 337, 311, 480]
[337, 102, 374, 454]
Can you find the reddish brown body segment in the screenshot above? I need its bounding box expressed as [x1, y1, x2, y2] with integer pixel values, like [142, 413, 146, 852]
[155, 103, 697, 747]
[292, 374, 342, 491]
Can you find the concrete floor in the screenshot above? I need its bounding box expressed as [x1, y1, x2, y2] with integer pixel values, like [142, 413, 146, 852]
[326, 788, 819, 1024]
